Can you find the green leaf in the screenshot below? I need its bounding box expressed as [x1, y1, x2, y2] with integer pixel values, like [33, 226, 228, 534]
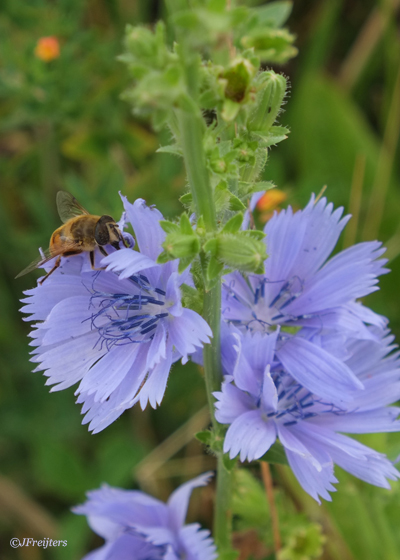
[239, 180, 276, 196]
[222, 453, 238, 471]
[157, 250, 172, 264]
[195, 430, 214, 446]
[156, 144, 183, 157]
[203, 238, 218, 256]
[254, 1, 293, 28]
[160, 220, 180, 234]
[178, 256, 194, 273]
[259, 441, 288, 465]
[180, 192, 193, 205]
[222, 212, 244, 233]
[253, 125, 290, 146]
[229, 193, 246, 211]
[221, 99, 240, 121]
[181, 283, 203, 314]
[207, 255, 224, 280]
[180, 212, 194, 235]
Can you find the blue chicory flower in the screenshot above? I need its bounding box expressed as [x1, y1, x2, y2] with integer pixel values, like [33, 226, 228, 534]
[21, 195, 211, 433]
[214, 326, 400, 502]
[73, 473, 217, 560]
[222, 195, 389, 404]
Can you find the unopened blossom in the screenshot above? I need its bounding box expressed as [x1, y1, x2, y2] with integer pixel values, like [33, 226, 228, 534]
[21, 195, 211, 432]
[74, 473, 217, 560]
[214, 326, 400, 503]
[35, 36, 60, 61]
[224, 195, 388, 405]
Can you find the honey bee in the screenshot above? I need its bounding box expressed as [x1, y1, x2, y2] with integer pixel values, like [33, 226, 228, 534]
[16, 191, 127, 284]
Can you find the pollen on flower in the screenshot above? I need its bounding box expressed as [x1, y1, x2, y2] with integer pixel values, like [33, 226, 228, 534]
[34, 36, 60, 62]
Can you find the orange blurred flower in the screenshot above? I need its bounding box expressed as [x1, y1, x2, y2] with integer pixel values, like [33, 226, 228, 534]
[256, 189, 287, 211]
[34, 36, 60, 62]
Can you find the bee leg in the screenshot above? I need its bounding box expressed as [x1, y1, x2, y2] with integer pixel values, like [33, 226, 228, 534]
[39, 256, 61, 285]
[90, 249, 108, 271]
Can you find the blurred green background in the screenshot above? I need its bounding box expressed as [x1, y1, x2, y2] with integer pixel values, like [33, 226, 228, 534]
[1, 0, 400, 559]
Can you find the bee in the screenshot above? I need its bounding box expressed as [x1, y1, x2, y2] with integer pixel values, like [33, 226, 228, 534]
[16, 191, 127, 284]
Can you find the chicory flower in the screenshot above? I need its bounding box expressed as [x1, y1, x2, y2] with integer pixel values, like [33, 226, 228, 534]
[73, 473, 217, 560]
[21, 195, 211, 432]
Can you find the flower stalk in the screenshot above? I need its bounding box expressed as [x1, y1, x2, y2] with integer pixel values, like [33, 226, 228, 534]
[174, 71, 234, 560]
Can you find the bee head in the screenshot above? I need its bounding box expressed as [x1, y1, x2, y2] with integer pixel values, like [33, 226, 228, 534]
[95, 215, 124, 250]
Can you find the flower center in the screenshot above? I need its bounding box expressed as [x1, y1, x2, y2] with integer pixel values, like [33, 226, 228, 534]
[223, 274, 306, 333]
[261, 372, 345, 427]
[87, 274, 169, 351]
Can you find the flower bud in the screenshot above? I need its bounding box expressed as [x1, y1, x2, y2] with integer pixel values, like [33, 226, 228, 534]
[205, 233, 267, 274]
[247, 71, 286, 133]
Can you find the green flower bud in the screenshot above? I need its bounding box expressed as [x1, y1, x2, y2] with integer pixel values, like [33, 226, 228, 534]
[222, 58, 256, 103]
[163, 232, 200, 259]
[241, 28, 297, 65]
[247, 71, 287, 133]
[205, 232, 267, 274]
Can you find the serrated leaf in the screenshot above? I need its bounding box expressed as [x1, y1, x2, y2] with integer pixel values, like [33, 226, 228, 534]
[222, 212, 244, 233]
[180, 192, 193, 205]
[160, 220, 180, 234]
[156, 143, 183, 157]
[252, 125, 289, 147]
[204, 238, 218, 256]
[178, 256, 194, 273]
[245, 229, 265, 240]
[254, 1, 293, 28]
[196, 430, 214, 446]
[207, 255, 224, 281]
[239, 180, 276, 196]
[259, 441, 288, 465]
[180, 212, 194, 235]
[222, 453, 238, 471]
[157, 251, 172, 264]
[228, 193, 246, 211]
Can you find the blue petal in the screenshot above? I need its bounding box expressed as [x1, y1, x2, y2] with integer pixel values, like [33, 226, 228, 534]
[214, 378, 254, 424]
[167, 472, 213, 533]
[101, 249, 157, 279]
[168, 309, 212, 362]
[165, 273, 183, 317]
[277, 336, 363, 404]
[285, 449, 336, 504]
[285, 242, 387, 317]
[138, 344, 173, 409]
[178, 524, 217, 560]
[121, 195, 165, 261]
[77, 344, 141, 403]
[224, 410, 277, 461]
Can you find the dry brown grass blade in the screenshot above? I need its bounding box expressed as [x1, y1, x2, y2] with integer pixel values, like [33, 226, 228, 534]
[362, 63, 400, 241]
[338, 0, 400, 92]
[343, 153, 366, 248]
[134, 405, 210, 490]
[0, 473, 58, 538]
[260, 462, 281, 554]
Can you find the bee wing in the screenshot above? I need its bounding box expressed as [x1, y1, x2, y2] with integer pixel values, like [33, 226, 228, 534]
[56, 191, 89, 223]
[15, 242, 82, 279]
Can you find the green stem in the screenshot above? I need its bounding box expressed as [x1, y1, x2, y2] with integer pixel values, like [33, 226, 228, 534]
[167, 0, 234, 552]
[214, 454, 233, 553]
[174, 88, 233, 560]
[202, 281, 221, 428]
[176, 109, 216, 231]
